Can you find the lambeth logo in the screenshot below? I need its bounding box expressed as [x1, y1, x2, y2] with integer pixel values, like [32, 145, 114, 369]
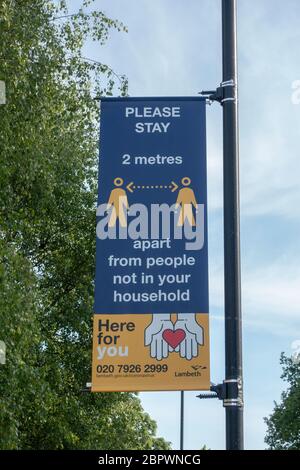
[191, 365, 203, 371]
[175, 365, 207, 378]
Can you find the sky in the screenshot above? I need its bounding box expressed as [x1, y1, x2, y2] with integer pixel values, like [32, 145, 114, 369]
[67, 0, 300, 450]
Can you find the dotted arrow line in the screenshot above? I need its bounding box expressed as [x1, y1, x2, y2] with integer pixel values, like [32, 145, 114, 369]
[133, 185, 173, 190]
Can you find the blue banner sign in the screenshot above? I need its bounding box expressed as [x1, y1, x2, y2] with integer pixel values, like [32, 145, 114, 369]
[94, 97, 208, 314]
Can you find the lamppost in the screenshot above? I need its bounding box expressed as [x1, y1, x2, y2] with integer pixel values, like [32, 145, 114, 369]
[222, 0, 244, 450]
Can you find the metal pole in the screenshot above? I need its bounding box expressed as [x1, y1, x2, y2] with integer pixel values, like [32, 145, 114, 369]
[180, 391, 184, 450]
[222, 0, 244, 450]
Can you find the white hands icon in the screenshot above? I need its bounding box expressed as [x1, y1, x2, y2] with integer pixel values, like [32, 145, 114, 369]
[144, 314, 173, 361]
[173, 313, 204, 360]
[145, 313, 204, 361]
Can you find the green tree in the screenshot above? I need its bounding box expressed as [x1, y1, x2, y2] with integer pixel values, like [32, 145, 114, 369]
[265, 354, 300, 450]
[0, 0, 170, 450]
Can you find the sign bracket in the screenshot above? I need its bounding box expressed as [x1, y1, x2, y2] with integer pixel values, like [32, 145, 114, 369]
[199, 79, 237, 105]
[197, 378, 243, 407]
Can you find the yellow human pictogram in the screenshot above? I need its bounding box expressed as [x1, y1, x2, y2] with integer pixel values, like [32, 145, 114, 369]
[175, 177, 197, 227]
[107, 177, 129, 228]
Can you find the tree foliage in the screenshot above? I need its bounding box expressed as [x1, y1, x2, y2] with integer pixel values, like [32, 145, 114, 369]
[0, 0, 170, 450]
[265, 354, 300, 450]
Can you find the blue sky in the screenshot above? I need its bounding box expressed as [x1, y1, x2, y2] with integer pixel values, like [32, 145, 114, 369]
[67, 0, 300, 449]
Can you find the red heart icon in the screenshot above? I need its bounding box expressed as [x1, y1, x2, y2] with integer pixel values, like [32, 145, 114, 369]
[162, 329, 186, 349]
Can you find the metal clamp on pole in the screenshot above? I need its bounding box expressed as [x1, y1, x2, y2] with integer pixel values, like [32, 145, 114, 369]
[223, 378, 243, 408]
[220, 79, 237, 104]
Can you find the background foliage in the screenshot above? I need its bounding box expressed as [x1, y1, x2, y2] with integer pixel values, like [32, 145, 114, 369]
[0, 0, 170, 450]
[265, 354, 300, 450]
